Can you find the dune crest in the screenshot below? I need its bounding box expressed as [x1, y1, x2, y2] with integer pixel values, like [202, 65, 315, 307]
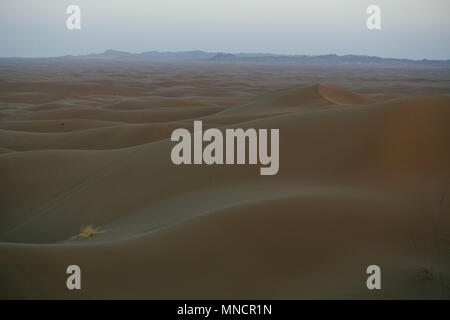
[316, 83, 376, 105]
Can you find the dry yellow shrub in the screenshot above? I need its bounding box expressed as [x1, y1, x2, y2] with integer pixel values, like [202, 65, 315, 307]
[70, 224, 104, 240]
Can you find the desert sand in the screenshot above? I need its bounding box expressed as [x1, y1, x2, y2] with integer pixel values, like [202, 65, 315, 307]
[0, 61, 449, 299]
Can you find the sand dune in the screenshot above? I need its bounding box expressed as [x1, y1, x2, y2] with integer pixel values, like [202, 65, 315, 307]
[216, 85, 334, 116]
[317, 84, 376, 105]
[3, 105, 225, 123]
[0, 64, 449, 299]
[0, 119, 123, 133]
[0, 122, 192, 150]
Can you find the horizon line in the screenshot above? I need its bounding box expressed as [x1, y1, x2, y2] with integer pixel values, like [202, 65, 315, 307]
[1, 49, 449, 62]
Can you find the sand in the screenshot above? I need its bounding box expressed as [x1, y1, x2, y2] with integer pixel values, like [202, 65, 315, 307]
[0, 61, 449, 299]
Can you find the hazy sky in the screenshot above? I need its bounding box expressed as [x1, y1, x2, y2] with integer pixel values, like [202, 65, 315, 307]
[1, 0, 449, 59]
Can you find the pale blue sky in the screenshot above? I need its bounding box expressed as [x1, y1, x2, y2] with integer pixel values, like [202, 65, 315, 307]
[0, 0, 449, 59]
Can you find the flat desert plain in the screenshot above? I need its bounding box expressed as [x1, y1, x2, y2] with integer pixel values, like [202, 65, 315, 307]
[0, 61, 449, 299]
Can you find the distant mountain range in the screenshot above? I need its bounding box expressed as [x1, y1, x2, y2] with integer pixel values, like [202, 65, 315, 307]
[2, 49, 449, 67]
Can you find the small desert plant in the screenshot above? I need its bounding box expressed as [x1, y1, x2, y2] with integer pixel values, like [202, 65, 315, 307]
[70, 224, 104, 240]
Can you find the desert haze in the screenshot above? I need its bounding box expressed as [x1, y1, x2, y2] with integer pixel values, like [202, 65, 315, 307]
[0, 59, 449, 299]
